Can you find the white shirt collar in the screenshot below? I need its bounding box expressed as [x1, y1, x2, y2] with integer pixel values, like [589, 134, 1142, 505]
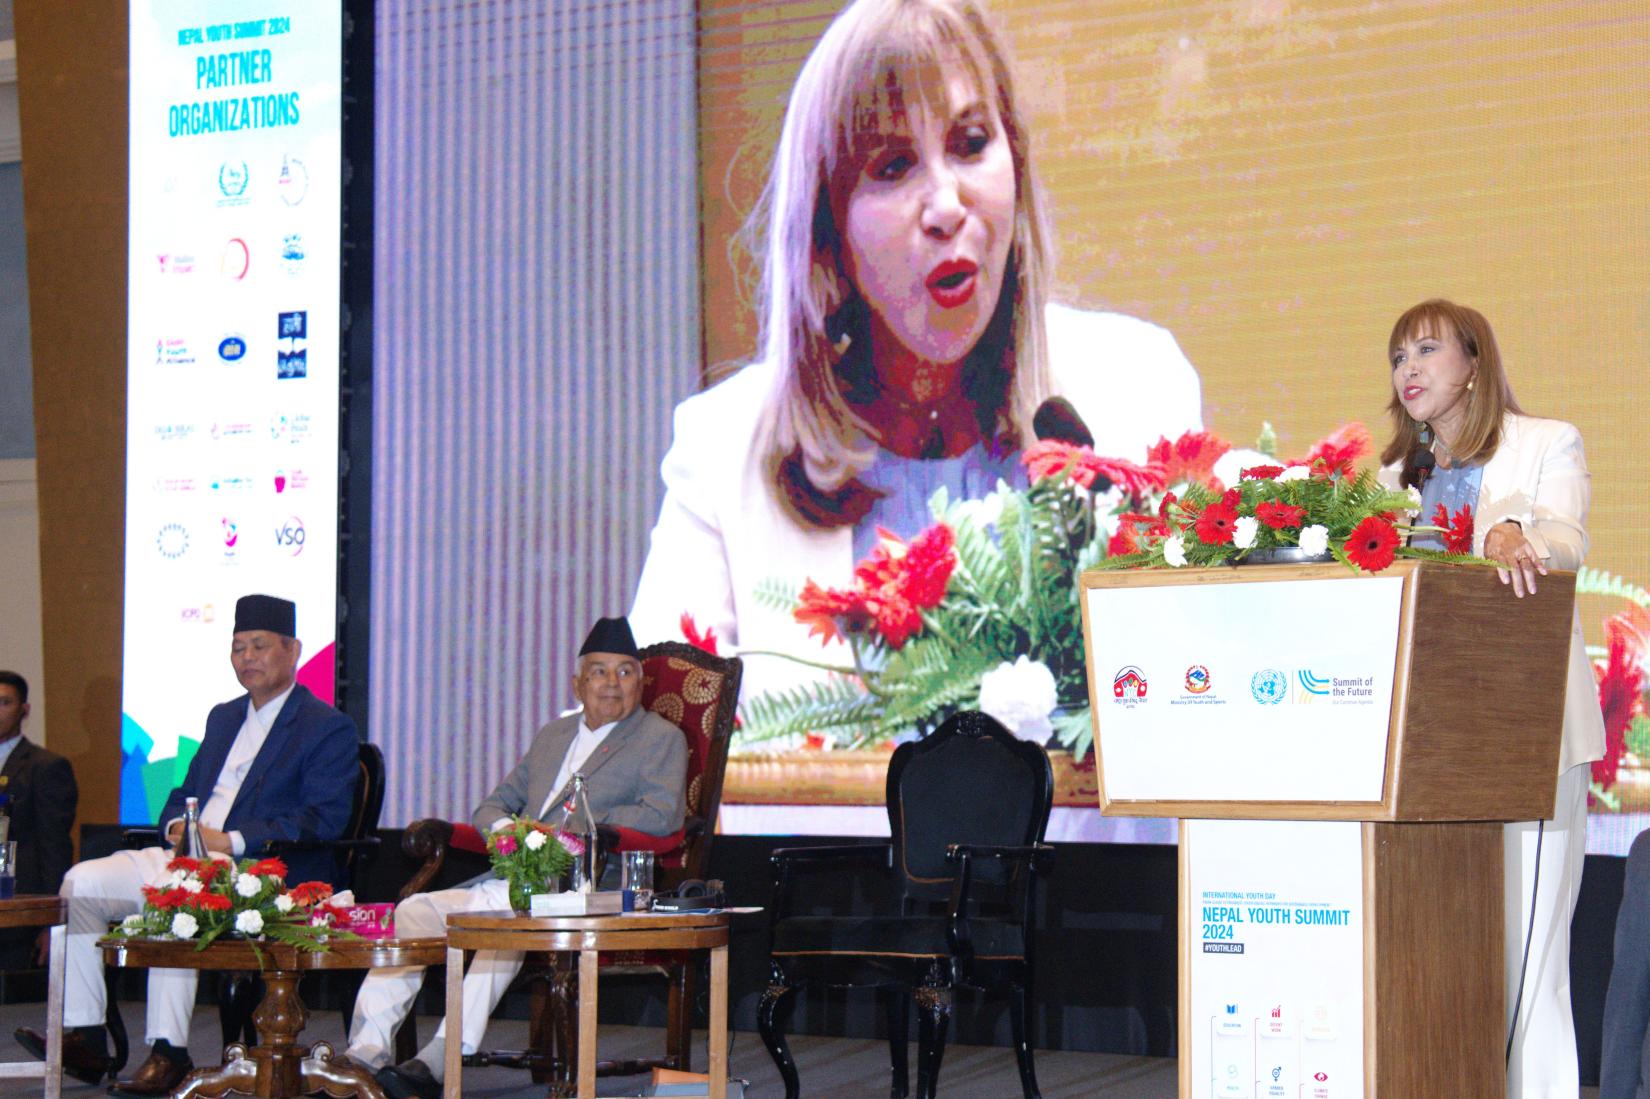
[248, 683, 297, 730]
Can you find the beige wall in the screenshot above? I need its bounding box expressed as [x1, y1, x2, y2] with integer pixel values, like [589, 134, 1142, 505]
[15, 0, 127, 824]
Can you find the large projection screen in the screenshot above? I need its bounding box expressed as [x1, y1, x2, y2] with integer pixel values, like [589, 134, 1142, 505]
[364, 1, 1647, 854]
[122, 2, 343, 822]
[695, 1, 1648, 851]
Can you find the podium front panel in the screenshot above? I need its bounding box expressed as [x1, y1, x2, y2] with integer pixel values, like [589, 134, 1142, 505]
[1183, 820, 1366, 1099]
[1085, 572, 1404, 808]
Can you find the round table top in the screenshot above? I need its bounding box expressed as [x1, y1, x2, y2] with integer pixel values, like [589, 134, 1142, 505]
[447, 908, 730, 932]
[0, 894, 66, 929]
[101, 934, 448, 971]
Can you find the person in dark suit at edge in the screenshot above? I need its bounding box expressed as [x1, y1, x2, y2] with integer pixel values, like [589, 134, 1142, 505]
[14, 594, 359, 1095]
[0, 670, 79, 971]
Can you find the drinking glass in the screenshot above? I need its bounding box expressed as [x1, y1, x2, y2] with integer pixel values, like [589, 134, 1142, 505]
[0, 841, 16, 900]
[622, 850, 655, 911]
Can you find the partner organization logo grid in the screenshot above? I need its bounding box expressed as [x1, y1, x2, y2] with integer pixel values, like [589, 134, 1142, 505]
[1109, 663, 1380, 708]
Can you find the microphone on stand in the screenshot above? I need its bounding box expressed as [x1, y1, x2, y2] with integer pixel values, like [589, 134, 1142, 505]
[1412, 443, 1437, 490]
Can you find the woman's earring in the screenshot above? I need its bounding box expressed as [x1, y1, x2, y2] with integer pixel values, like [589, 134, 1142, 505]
[1418, 422, 1432, 445]
[1466, 375, 1475, 392]
[825, 294, 863, 356]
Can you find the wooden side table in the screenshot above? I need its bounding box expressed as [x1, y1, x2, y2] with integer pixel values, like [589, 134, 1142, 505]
[0, 895, 66, 1099]
[443, 910, 732, 1099]
[102, 935, 447, 1098]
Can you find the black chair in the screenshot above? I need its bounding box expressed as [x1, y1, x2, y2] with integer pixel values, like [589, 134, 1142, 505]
[757, 710, 1055, 1099]
[105, 741, 385, 1070]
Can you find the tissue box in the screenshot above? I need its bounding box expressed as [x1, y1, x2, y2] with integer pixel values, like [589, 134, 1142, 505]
[334, 902, 396, 939]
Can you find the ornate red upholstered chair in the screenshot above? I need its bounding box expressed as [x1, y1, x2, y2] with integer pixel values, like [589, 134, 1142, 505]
[397, 641, 741, 1087]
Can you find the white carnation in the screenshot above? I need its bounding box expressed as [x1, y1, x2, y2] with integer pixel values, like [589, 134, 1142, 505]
[273, 893, 295, 913]
[171, 912, 199, 940]
[1233, 516, 1259, 550]
[166, 869, 190, 888]
[1404, 486, 1424, 514]
[1299, 524, 1330, 556]
[180, 877, 203, 894]
[953, 490, 1005, 529]
[1277, 465, 1311, 482]
[235, 873, 261, 898]
[525, 830, 548, 851]
[235, 909, 265, 935]
[977, 657, 1059, 745]
[1163, 534, 1188, 568]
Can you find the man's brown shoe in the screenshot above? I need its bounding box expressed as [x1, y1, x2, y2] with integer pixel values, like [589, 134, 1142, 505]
[110, 1044, 195, 1096]
[13, 1025, 110, 1085]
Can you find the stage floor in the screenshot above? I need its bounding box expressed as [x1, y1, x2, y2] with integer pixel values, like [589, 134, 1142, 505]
[0, 1002, 1604, 1097]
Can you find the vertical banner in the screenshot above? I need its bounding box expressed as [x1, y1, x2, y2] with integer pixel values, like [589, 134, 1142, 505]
[1187, 820, 1365, 1099]
[122, 2, 342, 822]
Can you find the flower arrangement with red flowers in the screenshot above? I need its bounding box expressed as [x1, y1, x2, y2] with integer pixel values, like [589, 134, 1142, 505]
[1096, 423, 1494, 573]
[485, 817, 581, 912]
[110, 855, 351, 956]
[722, 424, 1494, 760]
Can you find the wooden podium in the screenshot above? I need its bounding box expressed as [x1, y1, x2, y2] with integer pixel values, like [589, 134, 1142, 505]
[1077, 560, 1575, 1099]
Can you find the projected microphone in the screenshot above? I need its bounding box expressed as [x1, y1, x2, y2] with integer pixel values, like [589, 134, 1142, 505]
[1033, 397, 1094, 448]
[1033, 397, 1109, 493]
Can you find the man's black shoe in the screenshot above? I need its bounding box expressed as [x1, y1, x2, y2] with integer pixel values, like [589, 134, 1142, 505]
[14, 1025, 111, 1085]
[375, 1058, 442, 1099]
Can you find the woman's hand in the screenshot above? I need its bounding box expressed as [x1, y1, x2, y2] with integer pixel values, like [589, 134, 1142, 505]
[1483, 520, 1546, 597]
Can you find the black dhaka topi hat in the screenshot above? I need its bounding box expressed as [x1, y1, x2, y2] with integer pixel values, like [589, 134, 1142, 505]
[234, 594, 297, 637]
[579, 616, 639, 659]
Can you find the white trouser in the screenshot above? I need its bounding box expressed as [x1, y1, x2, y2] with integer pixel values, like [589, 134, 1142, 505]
[346, 877, 522, 1069]
[1505, 762, 1589, 1099]
[61, 846, 200, 1045]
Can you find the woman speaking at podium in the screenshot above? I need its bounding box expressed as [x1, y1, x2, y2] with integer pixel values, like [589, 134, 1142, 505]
[1380, 298, 1604, 1099]
[629, 0, 1205, 692]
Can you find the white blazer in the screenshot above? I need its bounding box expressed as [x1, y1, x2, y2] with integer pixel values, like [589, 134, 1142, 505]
[629, 304, 1205, 698]
[1386, 412, 1605, 774]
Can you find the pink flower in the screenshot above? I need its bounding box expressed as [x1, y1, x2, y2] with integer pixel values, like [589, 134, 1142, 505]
[494, 833, 518, 856]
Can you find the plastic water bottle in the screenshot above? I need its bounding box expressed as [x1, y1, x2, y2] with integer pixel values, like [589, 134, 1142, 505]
[564, 775, 600, 893]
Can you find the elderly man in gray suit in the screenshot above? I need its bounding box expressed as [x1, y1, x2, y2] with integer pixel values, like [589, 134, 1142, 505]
[347, 617, 688, 1098]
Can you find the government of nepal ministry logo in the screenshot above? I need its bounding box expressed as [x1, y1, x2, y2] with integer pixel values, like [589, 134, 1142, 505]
[1112, 666, 1147, 701]
[1184, 665, 1211, 694]
[1251, 668, 1288, 704]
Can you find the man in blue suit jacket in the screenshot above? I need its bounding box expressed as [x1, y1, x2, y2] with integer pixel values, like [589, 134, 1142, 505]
[15, 594, 358, 1094]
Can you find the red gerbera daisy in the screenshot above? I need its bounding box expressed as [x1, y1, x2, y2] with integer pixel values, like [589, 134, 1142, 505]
[1240, 464, 1285, 481]
[1146, 430, 1231, 489]
[1255, 501, 1305, 530]
[1344, 515, 1400, 572]
[679, 612, 719, 655]
[1194, 501, 1239, 546]
[1593, 636, 1644, 791]
[246, 857, 288, 880]
[289, 881, 334, 907]
[1292, 423, 1372, 480]
[1431, 503, 1474, 556]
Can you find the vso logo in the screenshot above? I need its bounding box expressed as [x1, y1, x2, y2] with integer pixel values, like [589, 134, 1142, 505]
[274, 517, 306, 556]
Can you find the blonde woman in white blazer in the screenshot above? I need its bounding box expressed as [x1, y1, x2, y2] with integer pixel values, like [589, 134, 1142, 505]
[1380, 299, 1604, 1099]
[630, 0, 1204, 694]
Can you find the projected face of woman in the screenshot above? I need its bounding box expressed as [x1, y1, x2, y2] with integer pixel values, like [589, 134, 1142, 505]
[841, 64, 1016, 401]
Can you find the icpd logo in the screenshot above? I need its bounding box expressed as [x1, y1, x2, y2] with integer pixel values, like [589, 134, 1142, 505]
[1184, 665, 1211, 694]
[1112, 666, 1148, 701]
[218, 335, 247, 362]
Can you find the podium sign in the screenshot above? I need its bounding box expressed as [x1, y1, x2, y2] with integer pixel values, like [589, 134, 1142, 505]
[1085, 575, 1403, 804]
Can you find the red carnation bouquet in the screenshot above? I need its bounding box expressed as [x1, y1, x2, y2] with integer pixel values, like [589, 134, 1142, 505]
[110, 855, 352, 957]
